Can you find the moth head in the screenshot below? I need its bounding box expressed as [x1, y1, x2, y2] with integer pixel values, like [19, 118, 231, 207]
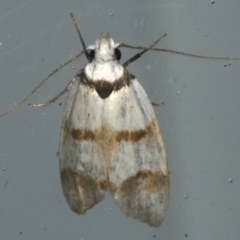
[87, 33, 121, 62]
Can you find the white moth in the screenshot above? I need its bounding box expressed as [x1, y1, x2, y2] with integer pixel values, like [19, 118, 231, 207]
[59, 32, 169, 227]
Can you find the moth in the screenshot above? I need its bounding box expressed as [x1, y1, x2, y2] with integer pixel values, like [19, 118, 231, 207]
[59, 32, 169, 227]
[1, 13, 239, 227]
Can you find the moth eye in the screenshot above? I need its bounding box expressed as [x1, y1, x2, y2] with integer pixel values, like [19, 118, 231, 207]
[114, 48, 121, 60]
[88, 50, 95, 61]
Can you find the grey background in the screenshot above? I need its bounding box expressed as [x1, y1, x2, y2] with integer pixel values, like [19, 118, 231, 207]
[1, 0, 240, 240]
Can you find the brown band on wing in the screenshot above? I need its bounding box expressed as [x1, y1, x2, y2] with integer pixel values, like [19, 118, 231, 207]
[110, 170, 169, 194]
[72, 128, 96, 141]
[79, 70, 135, 99]
[115, 124, 152, 142]
[60, 167, 108, 214]
[71, 124, 152, 143]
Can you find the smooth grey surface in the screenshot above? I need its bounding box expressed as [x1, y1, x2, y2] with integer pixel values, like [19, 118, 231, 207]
[1, 1, 240, 240]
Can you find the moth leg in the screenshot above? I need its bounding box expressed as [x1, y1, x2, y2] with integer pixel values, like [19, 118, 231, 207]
[152, 101, 164, 107]
[29, 77, 77, 107]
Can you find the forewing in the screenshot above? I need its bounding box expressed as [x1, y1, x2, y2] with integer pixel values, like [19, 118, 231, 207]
[59, 76, 108, 214]
[105, 79, 169, 227]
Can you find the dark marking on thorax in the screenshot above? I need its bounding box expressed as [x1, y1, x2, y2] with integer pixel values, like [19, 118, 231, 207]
[79, 70, 135, 99]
